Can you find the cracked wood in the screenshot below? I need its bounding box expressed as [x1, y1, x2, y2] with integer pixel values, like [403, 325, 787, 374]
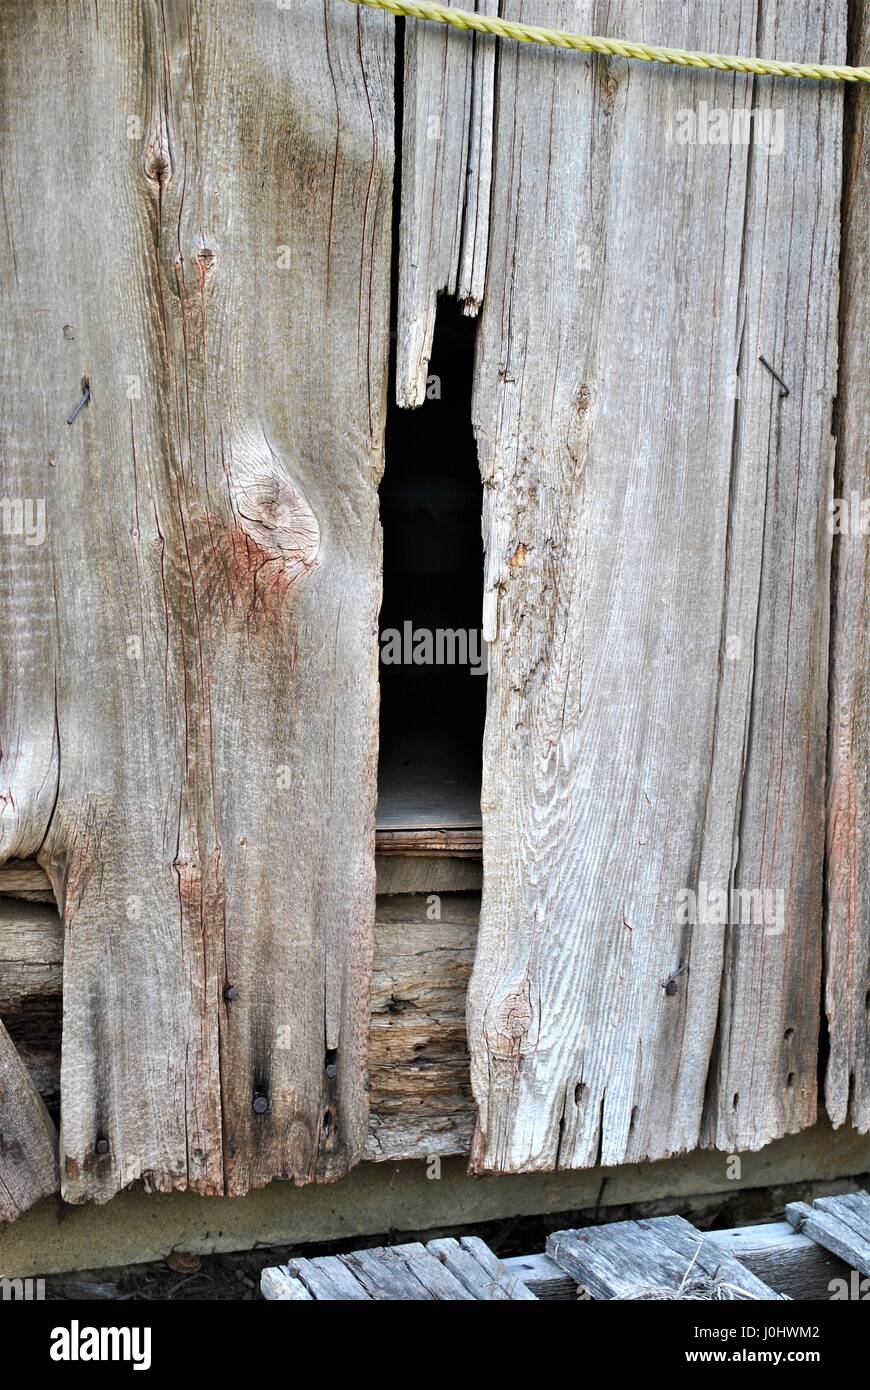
[397, 0, 496, 406]
[465, 0, 843, 1172]
[0, 0, 393, 1201]
[0, 891, 478, 1167]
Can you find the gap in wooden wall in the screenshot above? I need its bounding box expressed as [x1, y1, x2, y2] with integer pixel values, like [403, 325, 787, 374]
[376, 300, 486, 837]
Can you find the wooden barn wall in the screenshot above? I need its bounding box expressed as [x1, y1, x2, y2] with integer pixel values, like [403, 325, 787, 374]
[0, 0, 867, 1223]
[398, 0, 850, 1174]
[0, 0, 393, 1208]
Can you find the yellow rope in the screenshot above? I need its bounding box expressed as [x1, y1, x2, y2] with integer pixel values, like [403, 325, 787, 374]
[344, 0, 870, 84]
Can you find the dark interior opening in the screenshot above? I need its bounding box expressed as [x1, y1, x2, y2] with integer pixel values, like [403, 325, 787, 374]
[376, 301, 486, 835]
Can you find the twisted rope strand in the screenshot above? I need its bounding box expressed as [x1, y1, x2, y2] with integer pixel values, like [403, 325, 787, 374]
[344, 0, 870, 84]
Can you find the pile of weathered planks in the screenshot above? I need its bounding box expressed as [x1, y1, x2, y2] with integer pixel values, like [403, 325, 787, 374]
[261, 1193, 870, 1301]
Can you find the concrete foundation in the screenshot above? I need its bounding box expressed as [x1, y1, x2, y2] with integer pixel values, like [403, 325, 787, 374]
[2, 1119, 869, 1277]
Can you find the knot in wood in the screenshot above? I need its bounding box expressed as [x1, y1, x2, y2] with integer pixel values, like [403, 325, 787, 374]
[234, 474, 321, 583]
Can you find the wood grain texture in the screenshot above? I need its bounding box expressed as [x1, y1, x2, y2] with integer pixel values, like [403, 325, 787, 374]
[373, 852, 482, 894]
[261, 1235, 538, 1299]
[427, 1234, 538, 1298]
[277, 1253, 374, 1300]
[466, 0, 843, 1172]
[825, 0, 870, 1135]
[547, 1214, 785, 1300]
[786, 1191, 870, 1276]
[259, 1266, 315, 1300]
[0, 847, 484, 893]
[0, 898, 62, 1018]
[0, 0, 393, 1201]
[397, 0, 496, 407]
[502, 1252, 578, 1300]
[506, 1224, 854, 1300]
[0, 891, 478, 1166]
[705, 1221, 852, 1300]
[0, 1018, 59, 1223]
[367, 893, 476, 1159]
[0, 863, 54, 902]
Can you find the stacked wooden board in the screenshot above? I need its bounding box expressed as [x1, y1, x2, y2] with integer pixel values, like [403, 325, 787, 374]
[261, 1235, 537, 1301]
[262, 1194, 870, 1300]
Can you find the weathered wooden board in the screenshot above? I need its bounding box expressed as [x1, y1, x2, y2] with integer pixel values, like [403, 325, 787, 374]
[0, 848, 484, 896]
[0, 890, 478, 1166]
[826, 2, 869, 1136]
[8, 890, 870, 1179]
[368, 894, 476, 1159]
[0, 863, 54, 903]
[0, 897, 63, 1017]
[373, 853, 482, 894]
[704, 1221, 852, 1301]
[547, 1214, 785, 1300]
[502, 1252, 579, 1300]
[464, 0, 843, 1171]
[427, 1233, 538, 1299]
[397, 0, 496, 406]
[786, 1192, 870, 1276]
[260, 1266, 315, 1301]
[274, 1253, 373, 1301]
[261, 1234, 538, 1299]
[508, 1220, 853, 1300]
[0, 1017, 59, 1223]
[0, 0, 393, 1201]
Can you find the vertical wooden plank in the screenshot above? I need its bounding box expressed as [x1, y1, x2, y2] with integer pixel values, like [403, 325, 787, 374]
[826, 0, 869, 1135]
[397, 0, 496, 405]
[702, 1, 843, 1154]
[467, 0, 843, 1172]
[0, 0, 393, 1201]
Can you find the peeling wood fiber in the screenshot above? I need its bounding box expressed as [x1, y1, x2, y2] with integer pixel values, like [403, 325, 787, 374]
[397, 0, 497, 405]
[0, 0, 393, 1201]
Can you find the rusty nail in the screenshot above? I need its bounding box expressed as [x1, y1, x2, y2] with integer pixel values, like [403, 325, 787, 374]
[66, 382, 90, 425]
[662, 961, 689, 994]
[758, 355, 789, 399]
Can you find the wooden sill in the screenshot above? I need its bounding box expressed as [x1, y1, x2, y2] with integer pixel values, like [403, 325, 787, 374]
[375, 747, 482, 855]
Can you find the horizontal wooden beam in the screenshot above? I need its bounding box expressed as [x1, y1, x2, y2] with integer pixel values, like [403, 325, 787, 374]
[374, 830, 482, 856]
[0, 853, 483, 897]
[0, 862, 53, 902]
